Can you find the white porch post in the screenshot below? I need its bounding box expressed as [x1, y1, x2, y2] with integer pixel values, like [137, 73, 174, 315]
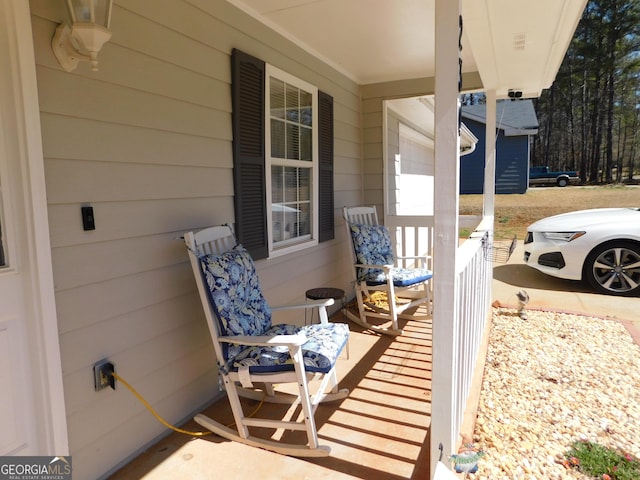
[483, 91, 497, 219]
[431, 0, 461, 476]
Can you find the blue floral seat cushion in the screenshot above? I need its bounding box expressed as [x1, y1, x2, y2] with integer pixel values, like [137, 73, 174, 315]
[229, 322, 350, 374]
[350, 223, 433, 287]
[201, 244, 349, 374]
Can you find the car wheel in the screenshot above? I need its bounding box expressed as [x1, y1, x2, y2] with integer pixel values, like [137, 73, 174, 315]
[557, 177, 568, 187]
[584, 242, 640, 296]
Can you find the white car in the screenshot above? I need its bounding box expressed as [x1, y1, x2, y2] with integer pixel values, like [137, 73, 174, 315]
[523, 208, 640, 296]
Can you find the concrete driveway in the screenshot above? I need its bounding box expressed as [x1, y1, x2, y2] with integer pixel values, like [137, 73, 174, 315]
[492, 242, 640, 332]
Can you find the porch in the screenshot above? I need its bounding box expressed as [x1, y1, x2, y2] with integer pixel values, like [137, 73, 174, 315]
[108, 309, 435, 480]
[0, 1, 588, 477]
[107, 217, 490, 479]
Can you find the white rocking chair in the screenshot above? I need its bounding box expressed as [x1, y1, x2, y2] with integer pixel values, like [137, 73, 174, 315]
[184, 225, 349, 457]
[343, 206, 433, 336]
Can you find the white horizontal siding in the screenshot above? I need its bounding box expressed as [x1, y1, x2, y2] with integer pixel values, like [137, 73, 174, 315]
[40, 114, 232, 168]
[62, 301, 212, 415]
[29, 0, 362, 477]
[54, 265, 195, 334]
[65, 331, 212, 447]
[45, 160, 234, 204]
[48, 199, 234, 248]
[58, 295, 205, 374]
[37, 69, 231, 138]
[50, 235, 199, 295]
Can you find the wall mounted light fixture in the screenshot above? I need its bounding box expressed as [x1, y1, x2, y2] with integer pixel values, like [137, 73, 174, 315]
[51, 0, 113, 72]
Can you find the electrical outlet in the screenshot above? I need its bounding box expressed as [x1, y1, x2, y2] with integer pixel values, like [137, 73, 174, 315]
[93, 359, 116, 391]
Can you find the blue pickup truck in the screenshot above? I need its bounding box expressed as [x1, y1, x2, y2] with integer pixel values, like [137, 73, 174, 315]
[529, 166, 580, 187]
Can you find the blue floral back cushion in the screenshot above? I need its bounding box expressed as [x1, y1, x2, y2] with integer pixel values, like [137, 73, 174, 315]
[350, 223, 395, 279]
[201, 245, 349, 374]
[350, 223, 394, 264]
[350, 223, 432, 287]
[201, 244, 272, 338]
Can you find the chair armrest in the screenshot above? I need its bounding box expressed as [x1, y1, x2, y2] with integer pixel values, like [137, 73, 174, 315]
[396, 255, 431, 261]
[271, 298, 334, 311]
[272, 298, 334, 326]
[219, 334, 307, 347]
[354, 263, 394, 270]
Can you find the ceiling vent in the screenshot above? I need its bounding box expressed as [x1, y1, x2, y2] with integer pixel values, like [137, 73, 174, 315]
[513, 33, 526, 51]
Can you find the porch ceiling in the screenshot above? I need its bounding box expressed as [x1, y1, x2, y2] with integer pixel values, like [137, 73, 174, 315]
[227, 0, 587, 98]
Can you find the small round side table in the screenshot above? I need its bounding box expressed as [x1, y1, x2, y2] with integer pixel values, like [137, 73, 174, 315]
[305, 287, 346, 325]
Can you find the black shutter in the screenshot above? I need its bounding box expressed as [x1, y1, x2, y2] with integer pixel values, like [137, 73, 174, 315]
[318, 91, 334, 242]
[231, 49, 268, 259]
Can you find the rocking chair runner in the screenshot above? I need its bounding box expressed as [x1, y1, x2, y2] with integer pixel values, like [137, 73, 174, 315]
[184, 225, 349, 457]
[343, 206, 433, 336]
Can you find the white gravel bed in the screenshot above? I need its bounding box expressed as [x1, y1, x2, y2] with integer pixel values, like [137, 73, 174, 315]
[471, 308, 640, 479]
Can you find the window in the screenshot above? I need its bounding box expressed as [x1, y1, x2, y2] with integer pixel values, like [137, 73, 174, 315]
[231, 49, 334, 261]
[266, 67, 317, 253]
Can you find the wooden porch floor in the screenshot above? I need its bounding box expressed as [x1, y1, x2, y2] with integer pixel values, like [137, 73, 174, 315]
[107, 309, 433, 480]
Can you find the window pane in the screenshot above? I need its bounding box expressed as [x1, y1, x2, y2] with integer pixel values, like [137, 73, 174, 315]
[300, 126, 312, 161]
[286, 124, 299, 160]
[270, 78, 285, 119]
[271, 119, 285, 158]
[271, 165, 284, 203]
[271, 166, 312, 244]
[269, 76, 313, 163]
[283, 168, 309, 203]
[297, 203, 310, 237]
[283, 167, 295, 201]
[286, 84, 299, 122]
[300, 91, 312, 126]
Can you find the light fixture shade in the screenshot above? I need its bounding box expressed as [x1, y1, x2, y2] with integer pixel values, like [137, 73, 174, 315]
[52, 0, 114, 72]
[67, 0, 112, 26]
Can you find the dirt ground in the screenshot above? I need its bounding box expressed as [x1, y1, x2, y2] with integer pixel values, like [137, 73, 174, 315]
[459, 184, 640, 240]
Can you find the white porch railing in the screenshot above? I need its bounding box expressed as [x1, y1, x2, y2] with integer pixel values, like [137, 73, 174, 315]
[452, 219, 493, 444]
[386, 213, 493, 455]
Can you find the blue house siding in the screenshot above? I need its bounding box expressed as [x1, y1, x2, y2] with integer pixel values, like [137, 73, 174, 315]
[460, 100, 537, 195]
[495, 131, 529, 194]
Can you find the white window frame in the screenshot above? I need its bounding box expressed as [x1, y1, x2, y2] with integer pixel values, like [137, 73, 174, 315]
[265, 64, 319, 257]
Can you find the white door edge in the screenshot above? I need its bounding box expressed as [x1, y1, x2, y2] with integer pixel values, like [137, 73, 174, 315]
[1, 0, 69, 455]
